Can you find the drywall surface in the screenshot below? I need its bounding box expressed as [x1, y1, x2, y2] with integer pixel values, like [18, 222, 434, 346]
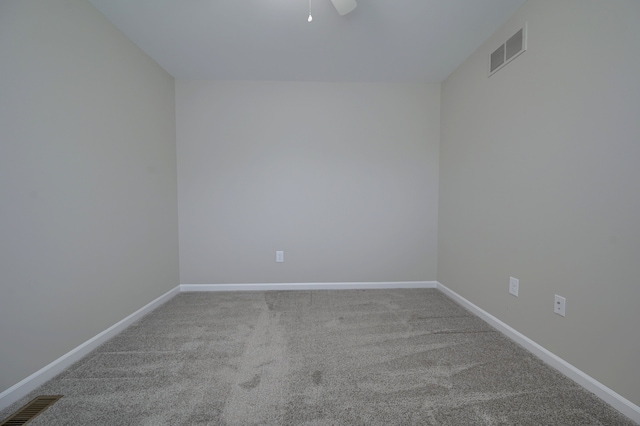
[0, 0, 179, 393]
[177, 81, 439, 284]
[439, 0, 640, 406]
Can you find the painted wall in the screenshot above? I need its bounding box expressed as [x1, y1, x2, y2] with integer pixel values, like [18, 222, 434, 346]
[177, 81, 439, 284]
[439, 0, 640, 406]
[0, 0, 179, 393]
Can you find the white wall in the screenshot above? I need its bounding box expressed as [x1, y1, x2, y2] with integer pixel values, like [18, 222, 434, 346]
[0, 0, 179, 393]
[439, 0, 640, 407]
[177, 81, 439, 284]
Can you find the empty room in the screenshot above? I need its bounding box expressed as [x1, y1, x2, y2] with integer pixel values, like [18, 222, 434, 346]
[1, 0, 638, 424]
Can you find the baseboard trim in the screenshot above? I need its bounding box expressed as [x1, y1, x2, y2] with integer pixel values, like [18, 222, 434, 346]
[436, 282, 640, 423]
[0, 285, 180, 412]
[180, 281, 438, 292]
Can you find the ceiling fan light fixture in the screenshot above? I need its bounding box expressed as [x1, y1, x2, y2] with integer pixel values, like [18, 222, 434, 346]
[330, 0, 357, 16]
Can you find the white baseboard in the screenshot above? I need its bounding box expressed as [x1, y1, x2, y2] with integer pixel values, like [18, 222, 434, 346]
[0, 285, 180, 412]
[180, 281, 438, 292]
[436, 282, 640, 423]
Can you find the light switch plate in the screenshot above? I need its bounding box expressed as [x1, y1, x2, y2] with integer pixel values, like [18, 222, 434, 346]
[509, 277, 519, 297]
[276, 251, 284, 263]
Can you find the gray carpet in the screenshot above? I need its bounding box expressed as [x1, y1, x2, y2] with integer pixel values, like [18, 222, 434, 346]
[1, 289, 635, 425]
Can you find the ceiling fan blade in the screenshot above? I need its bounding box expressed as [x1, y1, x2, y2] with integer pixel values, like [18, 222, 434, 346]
[330, 0, 357, 16]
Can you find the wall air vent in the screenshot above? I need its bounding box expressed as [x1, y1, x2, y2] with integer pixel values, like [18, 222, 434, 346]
[490, 44, 505, 73]
[489, 24, 527, 76]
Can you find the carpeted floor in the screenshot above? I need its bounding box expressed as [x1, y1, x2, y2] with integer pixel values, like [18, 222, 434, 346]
[0, 289, 635, 425]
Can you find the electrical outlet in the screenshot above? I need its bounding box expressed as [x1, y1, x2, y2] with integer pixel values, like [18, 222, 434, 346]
[276, 251, 284, 263]
[554, 295, 566, 317]
[509, 277, 519, 297]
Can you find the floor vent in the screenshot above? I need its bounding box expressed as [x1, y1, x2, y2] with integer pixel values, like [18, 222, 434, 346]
[489, 24, 527, 76]
[0, 396, 63, 426]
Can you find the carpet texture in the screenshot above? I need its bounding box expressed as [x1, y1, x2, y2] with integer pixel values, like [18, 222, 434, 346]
[0, 289, 634, 425]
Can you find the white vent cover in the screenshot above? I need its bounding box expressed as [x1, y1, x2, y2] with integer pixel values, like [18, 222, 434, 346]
[490, 44, 505, 73]
[489, 24, 527, 76]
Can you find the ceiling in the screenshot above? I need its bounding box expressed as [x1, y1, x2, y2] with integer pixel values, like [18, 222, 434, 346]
[88, 0, 527, 83]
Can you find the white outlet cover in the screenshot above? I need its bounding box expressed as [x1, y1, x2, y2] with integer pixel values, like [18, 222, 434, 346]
[509, 277, 519, 297]
[554, 295, 566, 317]
[276, 251, 284, 263]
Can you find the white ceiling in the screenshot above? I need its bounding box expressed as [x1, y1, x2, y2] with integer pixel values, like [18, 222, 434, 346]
[88, 0, 527, 82]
